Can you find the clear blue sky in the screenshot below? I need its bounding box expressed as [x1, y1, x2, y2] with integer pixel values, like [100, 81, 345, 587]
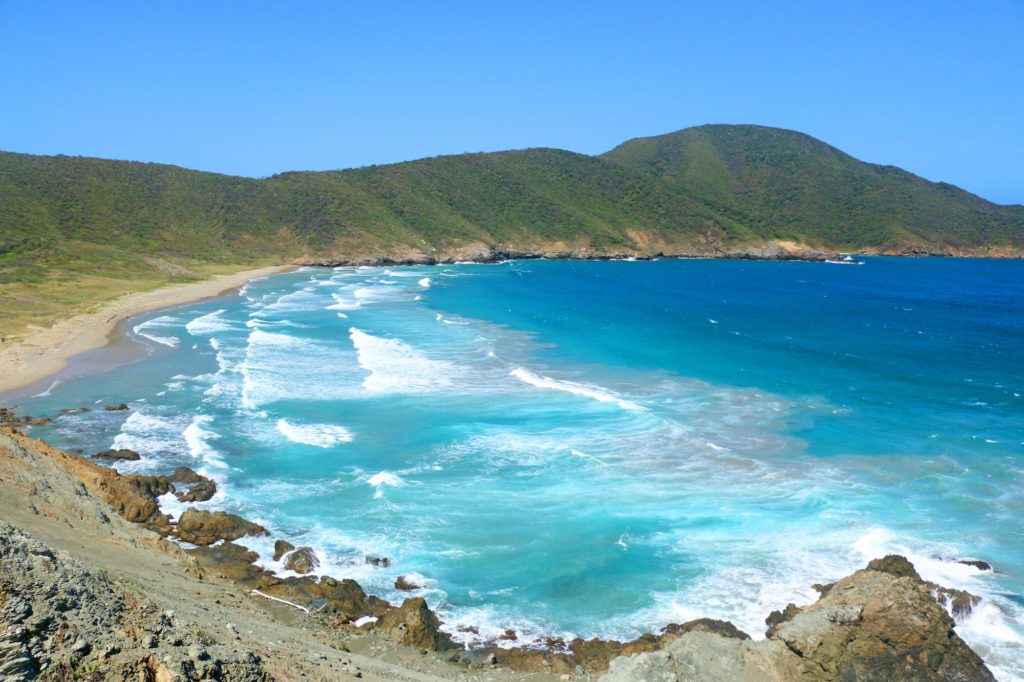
[1, 1, 1022, 203]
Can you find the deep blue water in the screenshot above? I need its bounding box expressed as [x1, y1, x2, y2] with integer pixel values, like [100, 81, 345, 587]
[10, 258, 1024, 678]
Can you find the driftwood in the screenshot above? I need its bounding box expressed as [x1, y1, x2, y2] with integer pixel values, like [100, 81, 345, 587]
[249, 589, 310, 614]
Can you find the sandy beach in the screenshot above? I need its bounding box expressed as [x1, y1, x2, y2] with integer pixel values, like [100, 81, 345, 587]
[0, 264, 295, 396]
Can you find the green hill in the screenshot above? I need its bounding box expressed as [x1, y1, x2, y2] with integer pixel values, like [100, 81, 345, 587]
[1, 124, 1021, 336]
[601, 124, 1023, 251]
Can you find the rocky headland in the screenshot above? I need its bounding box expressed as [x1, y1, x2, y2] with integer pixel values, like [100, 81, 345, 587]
[0, 418, 999, 681]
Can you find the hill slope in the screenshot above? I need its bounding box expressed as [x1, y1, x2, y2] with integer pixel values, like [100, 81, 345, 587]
[1, 125, 1021, 335]
[601, 124, 1023, 251]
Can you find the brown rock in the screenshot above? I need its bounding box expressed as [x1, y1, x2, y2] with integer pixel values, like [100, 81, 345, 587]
[866, 554, 921, 579]
[957, 559, 992, 571]
[104, 403, 130, 411]
[175, 479, 217, 503]
[498, 628, 517, 641]
[283, 547, 319, 574]
[91, 448, 142, 461]
[377, 597, 457, 651]
[273, 539, 295, 561]
[174, 508, 267, 545]
[394, 575, 422, 591]
[171, 466, 206, 484]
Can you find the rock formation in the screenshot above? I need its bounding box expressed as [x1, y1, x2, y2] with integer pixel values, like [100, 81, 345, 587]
[600, 554, 994, 681]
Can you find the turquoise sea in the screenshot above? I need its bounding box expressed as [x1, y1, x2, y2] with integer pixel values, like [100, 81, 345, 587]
[9, 258, 1024, 679]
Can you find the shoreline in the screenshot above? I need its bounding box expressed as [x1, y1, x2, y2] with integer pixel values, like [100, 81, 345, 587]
[0, 263, 296, 397]
[0, 424, 1000, 679]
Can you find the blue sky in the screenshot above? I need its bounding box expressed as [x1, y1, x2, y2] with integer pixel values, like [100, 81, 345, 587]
[1, 1, 1022, 203]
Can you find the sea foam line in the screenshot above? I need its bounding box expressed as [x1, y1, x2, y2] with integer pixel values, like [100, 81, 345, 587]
[509, 367, 644, 411]
[276, 418, 354, 447]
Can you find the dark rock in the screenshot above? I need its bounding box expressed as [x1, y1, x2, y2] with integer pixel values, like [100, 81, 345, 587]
[866, 554, 921, 579]
[498, 628, 517, 641]
[366, 555, 390, 567]
[174, 509, 267, 545]
[394, 575, 422, 591]
[283, 547, 319, 574]
[91, 448, 142, 461]
[175, 479, 217, 503]
[812, 581, 835, 597]
[273, 539, 295, 561]
[377, 597, 456, 651]
[957, 559, 993, 571]
[104, 403, 130, 411]
[765, 603, 800, 636]
[171, 466, 205, 484]
[58, 407, 90, 415]
[663, 618, 751, 641]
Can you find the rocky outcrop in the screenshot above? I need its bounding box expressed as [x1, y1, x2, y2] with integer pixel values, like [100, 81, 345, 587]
[272, 539, 295, 561]
[174, 509, 268, 545]
[282, 547, 319, 574]
[377, 598, 457, 651]
[394, 575, 422, 591]
[103, 403, 130, 411]
[600, 556, 994, 681]
[0, 407, 50, 427]
[91, 447, 141, 461]
[171, 468, 217, 502]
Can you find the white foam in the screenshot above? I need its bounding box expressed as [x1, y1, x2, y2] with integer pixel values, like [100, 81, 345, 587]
[367, 471, 404, 498]
[349, 328, 457, 393]
[185, 309, 235, 335]
[276, 419, 353, 447]
[509, 367, 643, 411]
[32, 379, 61, 398]
[183, 414, 227, 469]
[133, 315, 181, 347]
[418, 277, 431, 288]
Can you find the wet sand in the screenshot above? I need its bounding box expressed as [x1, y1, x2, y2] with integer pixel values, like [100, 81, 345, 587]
[0, 265, 295, 398]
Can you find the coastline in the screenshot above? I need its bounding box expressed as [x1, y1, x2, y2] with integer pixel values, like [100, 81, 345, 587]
[0, 424, 998, 679]
[0, 264, 296, 397]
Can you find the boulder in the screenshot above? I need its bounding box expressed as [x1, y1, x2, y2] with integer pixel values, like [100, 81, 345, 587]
[104, 404, 130, 411]
[283, 547, 319, 574]
[366, 555, 390, 567]
[175, 479, 217, 503]
[91, 448, 141, 461]
[600, 556, 995, 682]
[273, 539, 295, 561]
[171, 466, 206, 484]
[174, 509, 267, 545]
[957, 559, 992, 571]
[106, 474, 175, 523]
[394, 575, 422, 591]
[377, 597, 456, 651]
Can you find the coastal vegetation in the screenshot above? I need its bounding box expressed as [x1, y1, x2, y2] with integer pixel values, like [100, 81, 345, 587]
[1, 124, 1022, 337]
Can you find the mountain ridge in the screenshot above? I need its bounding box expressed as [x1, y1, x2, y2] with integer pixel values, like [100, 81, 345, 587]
[1, 124, 1021, 335]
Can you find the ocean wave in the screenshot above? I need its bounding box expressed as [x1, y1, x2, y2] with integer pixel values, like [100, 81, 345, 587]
[509, 367, 643, 411]
[367, 470, 405, 498]
[183, 414, 227, 469]
[418, 277, 431, 288]
[349, 328, 457, 393]
[185, 309, 236, 335]
[276, 418, 354, 447]
[133, 315, 181, 347]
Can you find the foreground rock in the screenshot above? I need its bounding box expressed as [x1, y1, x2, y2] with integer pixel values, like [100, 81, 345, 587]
[0, 521, 273, 680]
[377, 598, 457, 651]
[601, 554, 994, 681]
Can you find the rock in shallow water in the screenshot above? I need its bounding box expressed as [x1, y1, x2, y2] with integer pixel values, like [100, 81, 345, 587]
[92, 448, 141, 461]
[283, 547, 319, 574]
